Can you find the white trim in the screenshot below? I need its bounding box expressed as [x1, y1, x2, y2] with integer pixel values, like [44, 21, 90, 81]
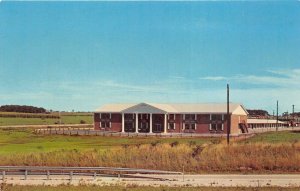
[209, 114, 212, 120]
[222, 114, 224, 120]
[164, 114, 167, 133]
[209, 123, 212, 131]
[135, 113, 138, 133]
[149, 113, 153, 133]
[109, 113, 111, 119]
[221, 123, 224, 131]
[121, 113, 125, 133]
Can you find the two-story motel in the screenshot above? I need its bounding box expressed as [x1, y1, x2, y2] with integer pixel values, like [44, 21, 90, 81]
[94, 103, 249, 135]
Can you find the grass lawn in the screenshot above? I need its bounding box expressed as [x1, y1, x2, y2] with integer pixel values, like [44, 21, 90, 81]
[0, 128, 217, 155]
[243, 130, 300, 144]
[0, 128, 299, 155]
[2, 185, 300, 191]
[0, 115, 93, 126]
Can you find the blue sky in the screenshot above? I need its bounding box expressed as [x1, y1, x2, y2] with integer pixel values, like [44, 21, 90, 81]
[0, 1, 300, 113]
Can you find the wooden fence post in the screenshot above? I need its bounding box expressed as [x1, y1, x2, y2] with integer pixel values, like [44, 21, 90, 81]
[93, 172, 97, 180]
[69, 171, 73, 181]
[47, 170, 50, 180]
[24, 169, 28, 180]
[2, 171, 5, 180]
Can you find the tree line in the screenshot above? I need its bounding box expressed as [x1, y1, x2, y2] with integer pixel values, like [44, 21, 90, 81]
[0, 105, 46, 113]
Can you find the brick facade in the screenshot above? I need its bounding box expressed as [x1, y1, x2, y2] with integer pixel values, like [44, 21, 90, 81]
[94, 112, 247, 135]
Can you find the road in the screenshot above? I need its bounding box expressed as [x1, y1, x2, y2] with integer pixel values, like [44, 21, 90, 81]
[1, 174, 300, 187]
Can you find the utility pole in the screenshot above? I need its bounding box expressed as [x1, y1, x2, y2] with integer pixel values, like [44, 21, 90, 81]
[227, 84, 230, 145]
[59, 111, 62, 125]
[276, 100, 278, 132]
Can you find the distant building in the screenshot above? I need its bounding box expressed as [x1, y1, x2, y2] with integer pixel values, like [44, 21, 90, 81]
[247, 118, 286, 129]
[94, 103, 249, 135]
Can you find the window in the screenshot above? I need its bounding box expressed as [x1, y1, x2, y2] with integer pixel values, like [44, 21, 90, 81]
[211, 114, 223, 121]
[168, 114, 175, 120]
[100, 113, 111, 128]
[184, 114, 197, 130]
[140, 122, 148, 129]
[191, 123, 196, 130]
[141, 114, 148, 120]
[185, 123, 196, 130]
[101, 121, 110, 128]
[210, 123, 223, 131]
[168, 123, 175, 130]
[185, 114, 196, 120]
[125, 114, 134, 120]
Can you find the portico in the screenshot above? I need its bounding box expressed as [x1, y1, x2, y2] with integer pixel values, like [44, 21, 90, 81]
[120, 104, 168, 133]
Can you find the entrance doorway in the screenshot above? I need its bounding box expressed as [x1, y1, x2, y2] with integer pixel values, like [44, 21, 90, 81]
[139, 122, 149, 133]
[125, 122, 135, 132]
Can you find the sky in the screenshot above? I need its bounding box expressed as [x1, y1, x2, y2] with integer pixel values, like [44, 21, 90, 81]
[0, 1, 300, 113]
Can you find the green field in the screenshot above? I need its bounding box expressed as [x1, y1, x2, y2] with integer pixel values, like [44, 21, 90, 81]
[0, 114, 93, 126]
[244, 131, 300, 143]
[1, 185, 300, 191]
[0, 128, 299, 155]
[0, 128, 216, 154]
[0, 129, 299, 173]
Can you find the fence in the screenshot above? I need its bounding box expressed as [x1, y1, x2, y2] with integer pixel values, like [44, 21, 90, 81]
[0, 166, 182, 181]
[35, 128, 256, 138]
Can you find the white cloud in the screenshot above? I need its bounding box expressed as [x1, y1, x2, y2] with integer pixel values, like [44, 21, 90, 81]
[1, 69, 299, 112]
[199, 76, 228, 81]
[200, 68, 300, 88]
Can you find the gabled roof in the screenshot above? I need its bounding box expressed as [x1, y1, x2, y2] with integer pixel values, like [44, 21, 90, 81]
[95, 102, 248, 115]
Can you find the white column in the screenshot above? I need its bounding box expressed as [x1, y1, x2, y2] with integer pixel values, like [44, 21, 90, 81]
[135, 113, 139, 133]
[164, 114, 167, 133]
[149, 113, 153, 133]
[121, 113, 125, 133]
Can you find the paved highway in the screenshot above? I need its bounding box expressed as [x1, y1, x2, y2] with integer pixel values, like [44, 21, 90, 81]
[1, 174, 300, 187]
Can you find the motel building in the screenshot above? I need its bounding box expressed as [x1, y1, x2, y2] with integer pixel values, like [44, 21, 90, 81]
[247, 118, 286, 129]
[94, 103, 249, 135]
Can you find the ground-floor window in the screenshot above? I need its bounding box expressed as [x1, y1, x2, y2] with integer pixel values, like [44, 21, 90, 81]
[185, 123, 196, 130]
[210, 123, 223, 131]
[125, 121, 135, 132]
[168, 123, 175, 130]
[153, 123, 163, 132]
[101, 121, 110, 128]
[139, 122, 149, 132]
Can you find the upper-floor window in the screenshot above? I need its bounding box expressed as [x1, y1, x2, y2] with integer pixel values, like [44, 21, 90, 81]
[141, 114, 148, 120]
[211, 114, 223, 121]
[101, 113, 111, 120]
[168, 114, 176, 120]
[125, 114, 134, 121]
